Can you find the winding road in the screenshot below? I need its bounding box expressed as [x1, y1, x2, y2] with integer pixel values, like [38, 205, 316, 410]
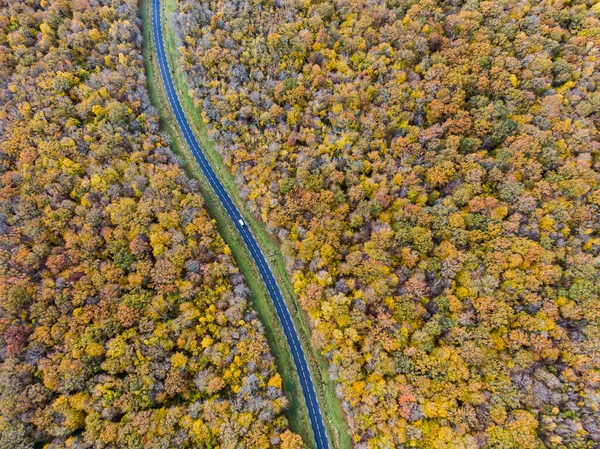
[150, 0, 331, 448]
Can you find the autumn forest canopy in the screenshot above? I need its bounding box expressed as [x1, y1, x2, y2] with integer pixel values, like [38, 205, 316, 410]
[172, 0, 600, 447]
[1, 0, 600, 448]
[0, 0, 300, 447]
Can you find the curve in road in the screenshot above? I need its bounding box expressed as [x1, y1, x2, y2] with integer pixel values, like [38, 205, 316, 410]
[150, 1, 331, 448]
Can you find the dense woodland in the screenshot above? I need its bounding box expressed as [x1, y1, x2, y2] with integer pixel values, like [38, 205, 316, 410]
[173, 0, 600, 447]
[0, 0, 301, 447]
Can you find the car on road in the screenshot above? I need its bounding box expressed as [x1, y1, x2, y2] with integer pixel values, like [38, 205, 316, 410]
[238, 218, 245, 227]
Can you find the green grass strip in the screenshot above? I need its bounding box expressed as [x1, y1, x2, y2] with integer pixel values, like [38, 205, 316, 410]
[140, 0, 351, 447]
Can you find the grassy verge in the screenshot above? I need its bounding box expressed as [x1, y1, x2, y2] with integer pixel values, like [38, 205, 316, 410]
[139, 0, 314, 445]
[140, 0, 351, 447]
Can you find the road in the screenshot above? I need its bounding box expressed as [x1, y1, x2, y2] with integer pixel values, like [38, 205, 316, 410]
[150, 1, 331, 448]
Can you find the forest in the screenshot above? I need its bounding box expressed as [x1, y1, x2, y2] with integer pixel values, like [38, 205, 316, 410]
[0, 0, 302, 447]
[171, 0, 600, 447]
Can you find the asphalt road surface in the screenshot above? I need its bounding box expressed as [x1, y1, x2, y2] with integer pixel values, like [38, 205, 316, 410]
[151, 1, 331, 447]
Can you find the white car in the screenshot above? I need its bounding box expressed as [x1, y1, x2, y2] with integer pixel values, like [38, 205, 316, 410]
[238, 218, 246, 227]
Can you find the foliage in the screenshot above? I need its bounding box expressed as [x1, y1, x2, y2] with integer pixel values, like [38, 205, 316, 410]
[0, 0, 300, 447]
[173, 0, 600, 447]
